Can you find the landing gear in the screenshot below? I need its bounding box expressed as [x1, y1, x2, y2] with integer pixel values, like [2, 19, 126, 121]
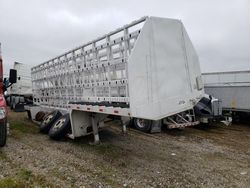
[91, 114, 100, 145]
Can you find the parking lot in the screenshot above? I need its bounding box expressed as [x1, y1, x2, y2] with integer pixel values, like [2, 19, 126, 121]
[0, 110, 250, 187]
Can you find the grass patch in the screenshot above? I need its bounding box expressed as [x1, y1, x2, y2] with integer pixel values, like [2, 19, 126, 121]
[0, 168, 56, 188]
[16, 168, 55, 188]
[0, 151, 7, 160]
[73, 137, 128, 160]
[0, 178, 25, 188]
[0, 167, 55, 188]
[10, 121, 38, 134]
[8, 111, 38, 135]
[18, 169, 33, 181]
[91, 144, 127, 159]
[98, 166, 118, 186]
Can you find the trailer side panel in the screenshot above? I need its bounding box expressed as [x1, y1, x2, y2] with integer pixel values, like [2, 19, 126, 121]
[203, 71, 250, 112]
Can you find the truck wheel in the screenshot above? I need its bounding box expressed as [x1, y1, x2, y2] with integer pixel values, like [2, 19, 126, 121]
[35, 111, 46, 122]
[0, 121, 7, 147]
[49, 114, 71, 140]
[133, 118, 152, 132]
[40, 110, 62, 133]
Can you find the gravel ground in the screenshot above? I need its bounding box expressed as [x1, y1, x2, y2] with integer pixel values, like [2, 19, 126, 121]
[0, 110, 250, 187]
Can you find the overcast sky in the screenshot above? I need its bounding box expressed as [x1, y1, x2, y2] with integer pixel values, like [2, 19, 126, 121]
[0, 0, 249, 75]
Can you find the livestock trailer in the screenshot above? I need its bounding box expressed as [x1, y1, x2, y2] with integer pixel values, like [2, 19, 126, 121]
[203, 70, 250, 120]
[26, 16, 205, 143]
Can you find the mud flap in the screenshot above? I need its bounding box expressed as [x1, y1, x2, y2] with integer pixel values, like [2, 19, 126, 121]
[14, 103, 25, 112]
[150, 120, 162, 133]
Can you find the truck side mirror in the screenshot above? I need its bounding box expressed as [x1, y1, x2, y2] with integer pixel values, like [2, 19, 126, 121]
[9, 69, 17, 83]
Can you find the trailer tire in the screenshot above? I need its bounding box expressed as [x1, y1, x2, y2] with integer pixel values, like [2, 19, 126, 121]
[133, 118, 152, 132]
[35, 111, 46, 122]
[40, 110, 62, 133]
[0, 121, 7, 147]
[49, 114, 71, 140]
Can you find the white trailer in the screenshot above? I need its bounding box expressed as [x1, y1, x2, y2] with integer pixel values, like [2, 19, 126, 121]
[27, 16, 205, 143]
[203, 70, 250, 120]
[7, 62, 32, 111]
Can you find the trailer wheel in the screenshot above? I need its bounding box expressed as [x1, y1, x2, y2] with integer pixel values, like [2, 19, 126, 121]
[40, 110, 62, 133]
[133, 118, 152, 132]
[49, 114, 71, 140]
[0, 121, 7, 147]
[35, 111, 46, 122]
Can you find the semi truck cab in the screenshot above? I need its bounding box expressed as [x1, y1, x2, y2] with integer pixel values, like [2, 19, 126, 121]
[0, 43, 17, 147]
